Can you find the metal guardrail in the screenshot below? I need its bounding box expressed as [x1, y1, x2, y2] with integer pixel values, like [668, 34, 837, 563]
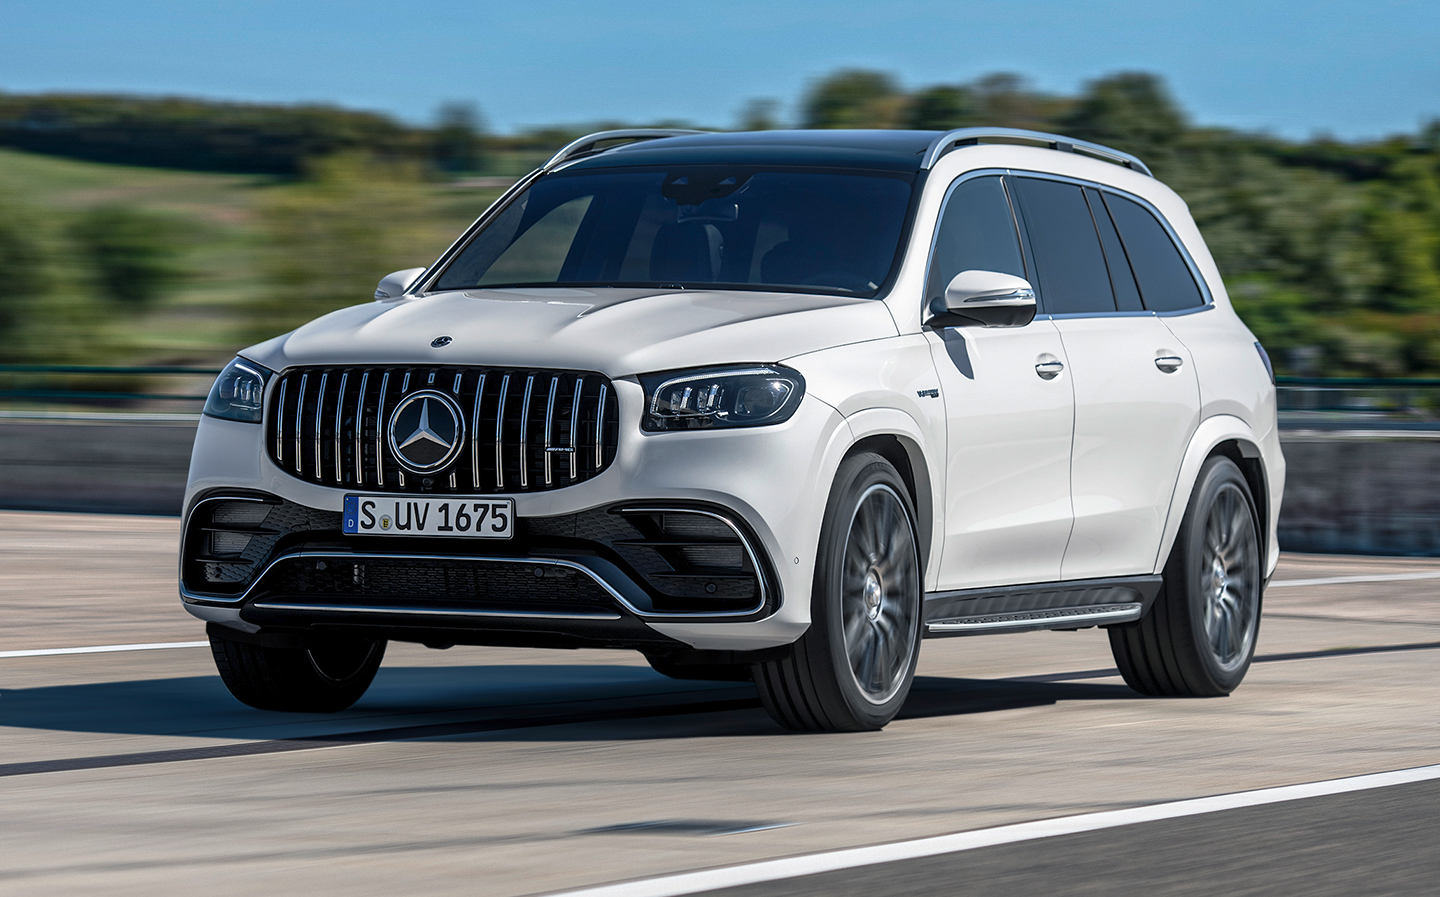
[0, 365, 221, 406]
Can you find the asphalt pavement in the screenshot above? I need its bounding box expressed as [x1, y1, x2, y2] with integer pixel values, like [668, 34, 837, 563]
[2, 509, 1439, 895]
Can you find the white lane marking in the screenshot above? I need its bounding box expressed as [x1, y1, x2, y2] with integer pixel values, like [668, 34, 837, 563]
[546, 764, 1440, 897]
[0, 641, 208, 659]
[1270, 570, 1440, 588]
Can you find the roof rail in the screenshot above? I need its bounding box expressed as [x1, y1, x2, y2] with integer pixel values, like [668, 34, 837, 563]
[921, 127, 1153, 177]
[542, 129, 709, 171]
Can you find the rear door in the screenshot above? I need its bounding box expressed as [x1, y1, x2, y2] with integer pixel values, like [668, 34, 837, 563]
[1009, 176, 1200, 580]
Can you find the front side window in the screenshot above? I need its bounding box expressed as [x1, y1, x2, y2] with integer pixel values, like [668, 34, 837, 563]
[433, 167, 915, 297]
[926, 176, 1027, 303]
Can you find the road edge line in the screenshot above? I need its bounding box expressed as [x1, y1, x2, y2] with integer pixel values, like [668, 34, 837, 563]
[0, 641, 208, 658]
[543, 763, 1440, 897]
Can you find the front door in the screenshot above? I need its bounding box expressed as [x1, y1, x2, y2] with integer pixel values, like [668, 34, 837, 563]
[926, 175, 1076, 590]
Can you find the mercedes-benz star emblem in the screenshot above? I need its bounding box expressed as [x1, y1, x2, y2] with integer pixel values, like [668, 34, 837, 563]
[386, 390, 466, 474]
[431, 335, 452, 348]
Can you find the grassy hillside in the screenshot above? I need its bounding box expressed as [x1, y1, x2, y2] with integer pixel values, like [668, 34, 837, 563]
[0, 148, 502, 365]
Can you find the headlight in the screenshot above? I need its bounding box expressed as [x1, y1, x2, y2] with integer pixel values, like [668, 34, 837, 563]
[203, 357, 272, 424]
[640, 365, 805, 431]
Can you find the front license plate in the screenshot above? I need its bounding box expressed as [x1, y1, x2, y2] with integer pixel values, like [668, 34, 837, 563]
[343, 495, 514, 539]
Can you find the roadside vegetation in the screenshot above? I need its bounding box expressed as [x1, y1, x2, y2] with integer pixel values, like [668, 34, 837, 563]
[1, 72, 1439, 376]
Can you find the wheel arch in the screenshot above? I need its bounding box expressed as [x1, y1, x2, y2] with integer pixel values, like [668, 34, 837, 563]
[1155, 415, 1276, 577]
[838, 407, 941, 588]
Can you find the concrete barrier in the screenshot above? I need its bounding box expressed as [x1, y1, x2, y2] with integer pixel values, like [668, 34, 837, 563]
[0, 415, 197, 516]
[2, 416, 1438, 556]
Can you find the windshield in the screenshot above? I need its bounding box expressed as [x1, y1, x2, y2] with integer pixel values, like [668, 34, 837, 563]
[432, 167, 915, 297]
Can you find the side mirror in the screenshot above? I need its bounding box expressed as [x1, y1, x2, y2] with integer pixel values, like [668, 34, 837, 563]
[375, 267, 427, 300]
[926, 270, 1037, 328]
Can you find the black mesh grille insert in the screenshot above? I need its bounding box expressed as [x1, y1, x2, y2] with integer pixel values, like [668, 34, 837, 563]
[255, 556, 614, 611]
[266, 365, 620, 494]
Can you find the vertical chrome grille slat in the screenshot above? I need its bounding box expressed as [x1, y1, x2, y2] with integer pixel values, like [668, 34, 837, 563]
[375, 372, 390, 487]
[595, 383, 607, 470]
[354, 372, 368, 485]
[314, 372, 327, 480]
[543, 375, 559, 486]
[495, 374, 510, 490]
[269, 365, 615, 495]
[569, 377, 582, 480]
[471, 373, 486, 490]
[519, 374, 535, 490]
[334, 372, 347, 484]
[275, 379, 287, 464]
[294, 374, 307, 474]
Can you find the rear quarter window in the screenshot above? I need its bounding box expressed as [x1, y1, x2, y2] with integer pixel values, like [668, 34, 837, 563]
[1101, 193, 1206, 312]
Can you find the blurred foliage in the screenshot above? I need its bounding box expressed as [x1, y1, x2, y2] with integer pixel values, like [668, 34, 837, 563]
[69, 206, 186, 307]
[249, 154, 445, 337]
[3, 73, 1440, 376]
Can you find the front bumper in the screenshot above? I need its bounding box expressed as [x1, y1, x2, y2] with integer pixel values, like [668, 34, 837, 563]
[182, 383, 849, 650]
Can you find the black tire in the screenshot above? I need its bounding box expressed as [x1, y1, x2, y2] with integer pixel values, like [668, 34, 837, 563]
[1109, 455, 1262, 697]
[210, 631, 386, 712]
[753, 452, 923, 731]
[644, 655, 754, 682]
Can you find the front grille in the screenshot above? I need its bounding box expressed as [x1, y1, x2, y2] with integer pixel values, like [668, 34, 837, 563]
[266, 365, 619, 494]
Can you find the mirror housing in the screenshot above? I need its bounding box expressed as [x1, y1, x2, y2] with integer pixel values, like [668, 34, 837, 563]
[375, 267, 427, 300]
[926, 270, 1037, 328]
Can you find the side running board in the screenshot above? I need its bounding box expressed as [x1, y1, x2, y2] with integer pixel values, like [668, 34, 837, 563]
[923, 575, 1162, 637]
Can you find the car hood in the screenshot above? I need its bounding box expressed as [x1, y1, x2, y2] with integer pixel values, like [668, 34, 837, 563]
[241, 287, 899, 376]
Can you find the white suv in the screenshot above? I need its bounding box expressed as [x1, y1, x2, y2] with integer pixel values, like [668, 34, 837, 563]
[184, 128, 1284, 731]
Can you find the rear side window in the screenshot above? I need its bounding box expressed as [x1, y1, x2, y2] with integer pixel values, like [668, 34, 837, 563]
[1084, 187, 1144, 312]
[1101, 193, 1206, 312]
[1010, 177, 1116, 315]
[926, 176, 1026, 302]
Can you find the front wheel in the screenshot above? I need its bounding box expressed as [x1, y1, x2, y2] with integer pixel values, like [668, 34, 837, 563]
[1109, 455, 1262, 696]
[753, 453, 923, 731]
[210, 631, 386, 712]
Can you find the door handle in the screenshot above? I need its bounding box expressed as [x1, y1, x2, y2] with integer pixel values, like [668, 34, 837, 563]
[1035, 361, 1065, 380]
[1155, 356, 1184, 373]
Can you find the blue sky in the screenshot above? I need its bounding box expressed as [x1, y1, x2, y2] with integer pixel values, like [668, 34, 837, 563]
[3, 1, 1437, 140]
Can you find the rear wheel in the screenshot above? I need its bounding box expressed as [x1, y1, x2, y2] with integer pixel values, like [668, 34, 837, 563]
[210, 631, 386, 712]
[1109, 455, 1262, 696]
[753, 453, 922, 731]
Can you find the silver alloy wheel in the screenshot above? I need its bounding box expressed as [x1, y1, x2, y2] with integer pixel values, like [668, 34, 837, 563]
[840, 483, 919, 704]
[1199, 482, 1259, 673]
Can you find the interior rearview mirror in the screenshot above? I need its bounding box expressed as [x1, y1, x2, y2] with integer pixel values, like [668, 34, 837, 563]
[926, 270, 1037, 328]
[375, 267, 427, 300]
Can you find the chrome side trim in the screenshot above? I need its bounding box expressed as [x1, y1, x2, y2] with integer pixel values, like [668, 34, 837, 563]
[926, 603, 1143, 634]
[613, 506, 771, 617]
[181, 550, 638, 611]
[249, 602, 622, 622]
[922, 127, 1153, 176]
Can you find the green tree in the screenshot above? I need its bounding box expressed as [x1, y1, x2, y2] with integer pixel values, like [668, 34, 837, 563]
[737, 98, 781, 131]
[69, 206, 185, 308]
[431, 102, 487, 174]
[1061, 72, 1186, 165]
[0, 196, 48, 360]
[801, 70, 902, 129]
[252, 153, 441, 338]
[904, 85, 977, 131]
